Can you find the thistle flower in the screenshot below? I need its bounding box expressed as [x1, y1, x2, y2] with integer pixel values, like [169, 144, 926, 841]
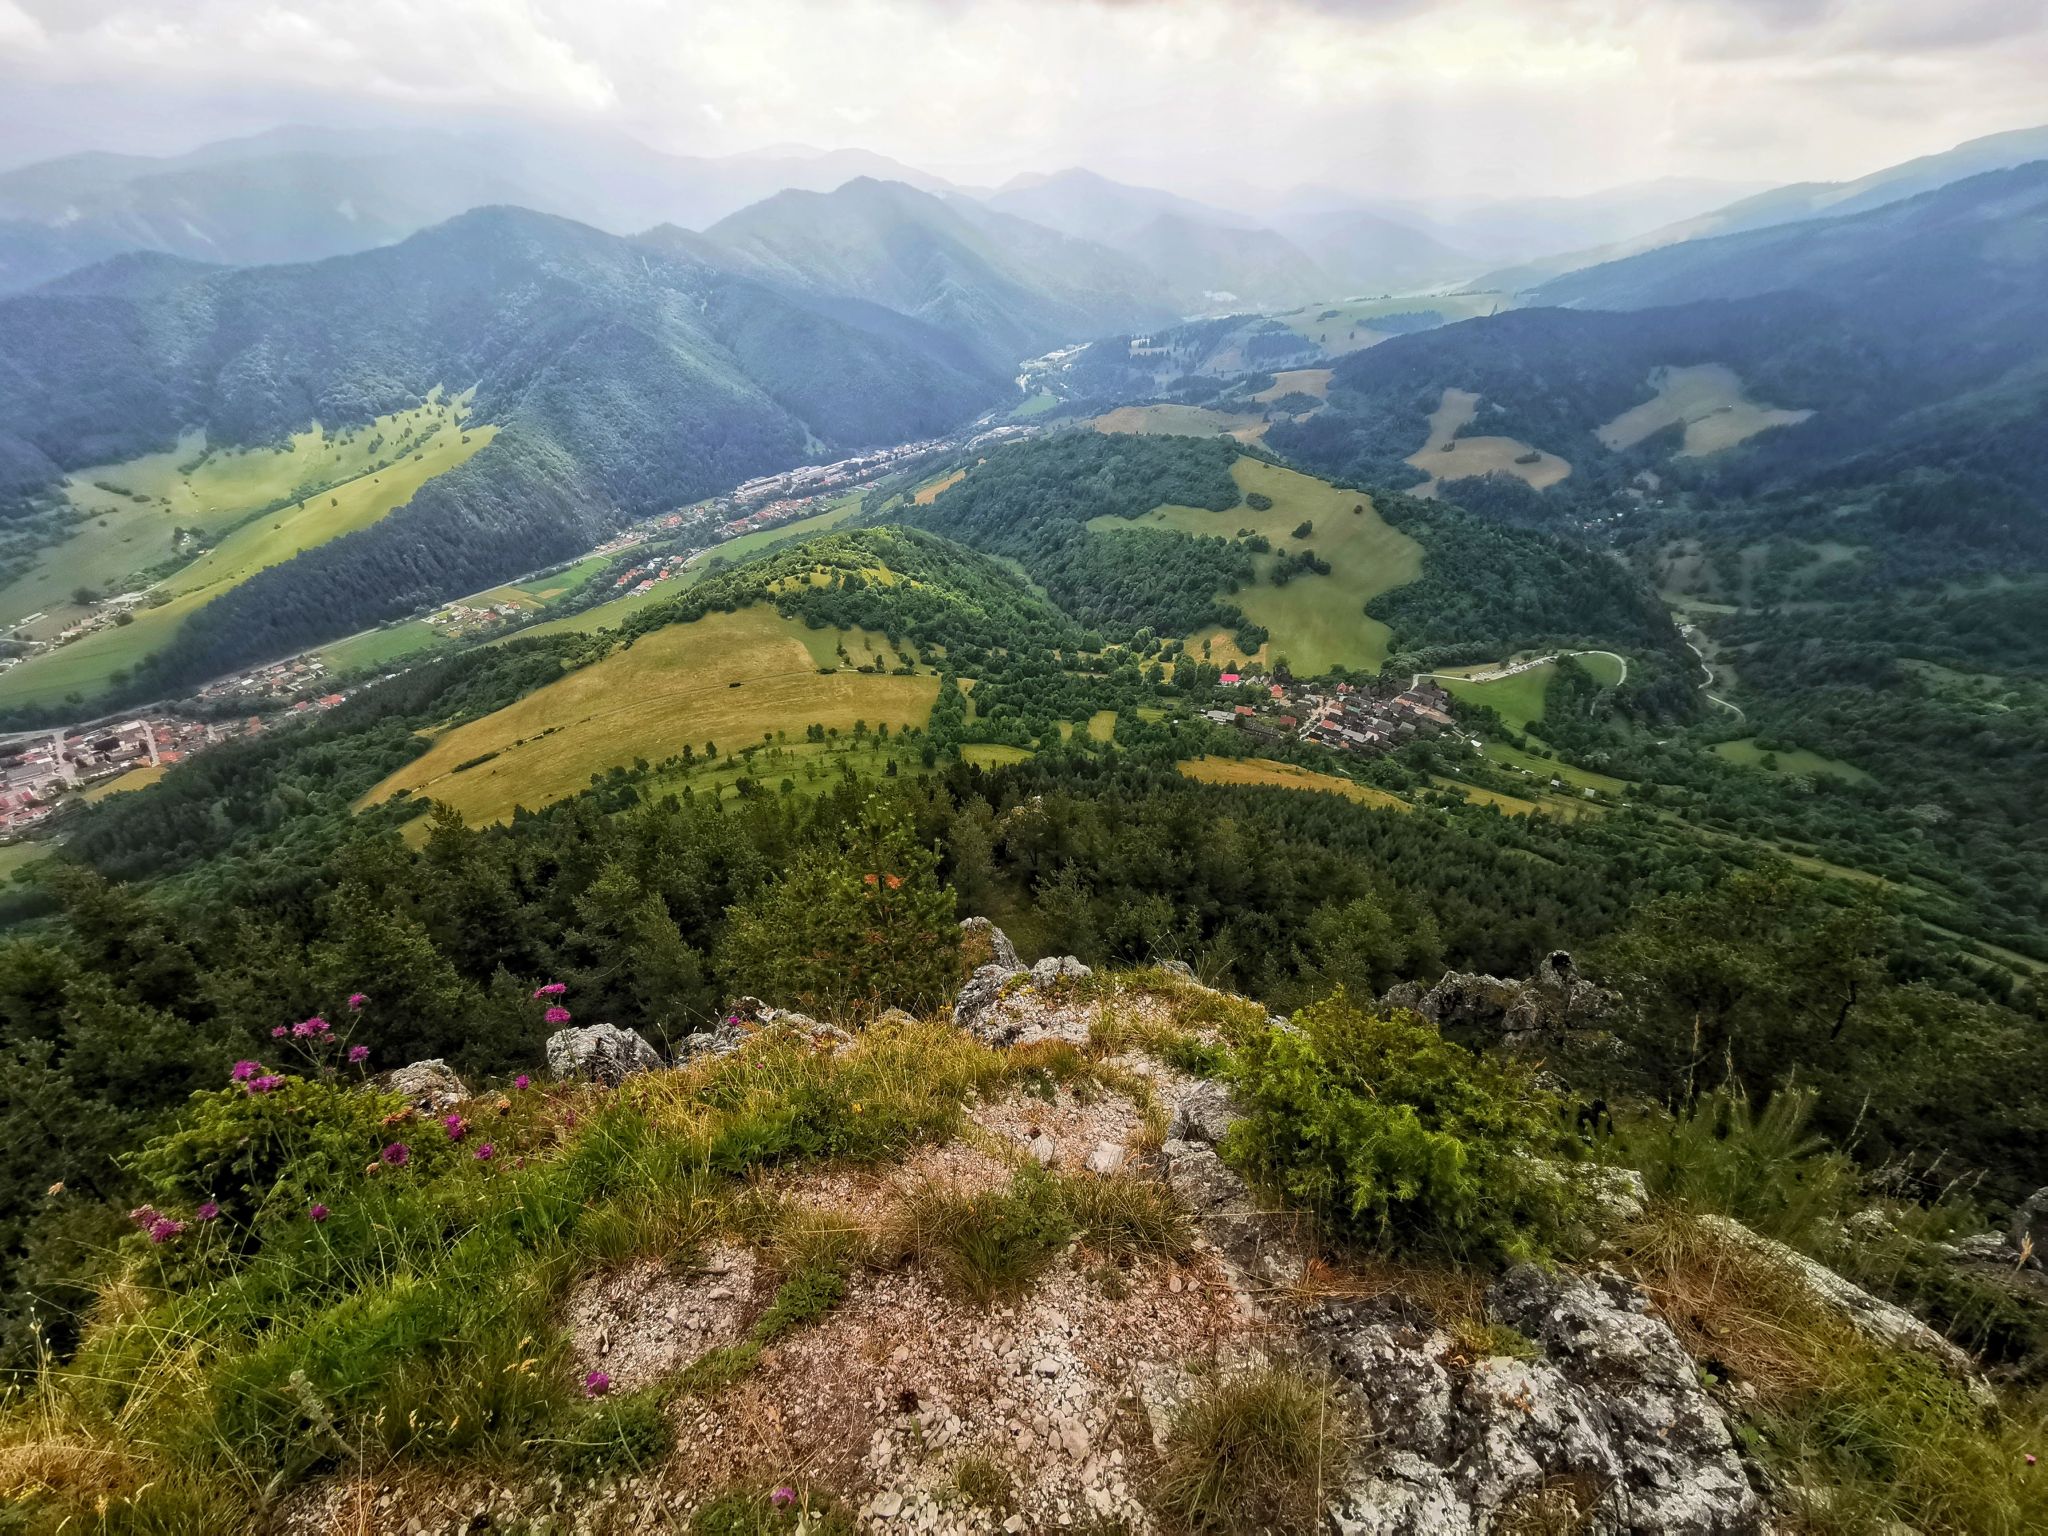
[307, 1203, 329, 1223]
[292, 1016, 330, 1038]
[195, 1201, 220, 1222]
[146, 1217, 184, 1244]
[348, 1044, 371, 1065]
[271, 1025, 288, 1039]
[514, 1074, 531, 1091]
[230, 1060, 260, 1082]
[543, 1006, 571, 1025]
[474, 1143, 495, 1162]
[380, 1142, 410, 1167]
[127, 1205, 161, 1229]
[583, 1369, 610, 1398]
[443, 1113, 467, 1142]
[533, 982, 567, 999]
[770, 1486, 796, 1509]
[347, 992, 368, 1011]
[246, 1074, 286, 1094]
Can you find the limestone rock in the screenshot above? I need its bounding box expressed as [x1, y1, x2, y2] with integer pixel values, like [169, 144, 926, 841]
[674, 1019, 752, 1065]
[1696, 1214, 1993, 1403]
[1028, 1132, 1058, 1168]
[1031, 955, 1092, 989]
[546, 1022, 662, 1086]
[1161, 1137, 1305, 1288]
[1083, 1141, 1126, 1176]
[1167, 1076, 1240, 1146]
[1320, 1266, 1765, 1534]
[952, 959, 1095, 1047]
[379, 1059, 468, 1111]
[1400, 950, 1620, 1056]
[959, 916, 1020, 972]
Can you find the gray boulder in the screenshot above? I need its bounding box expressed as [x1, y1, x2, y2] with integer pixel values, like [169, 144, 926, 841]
[2008, 1185, 2048, 1270]
[1320, 1266, 1765, 1534]
[1167, 1076, 1241, 1146]
[1030, 955, 1092, 989]
[379, 1059, 468, 1111]
[951, 956, 1095, 1047]
[546, 1022, 662, 1086]
[1400, 950, 1620, 1056]
[674, 1020, 751, 1065]
[1161, 1137, 1306, 1289]
[958, 916, 1019, 971]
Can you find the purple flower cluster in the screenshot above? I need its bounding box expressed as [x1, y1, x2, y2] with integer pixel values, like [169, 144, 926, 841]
[443, 1113, 468, 1142]
[543, 1005, 572, 1025]
[347, 992, 368, 1011]
[246, 1074, 286, 1095]
[380, 1142, 411, 1167]
[583, 1369, 610, 1398]
[348, 1044, 371, 1065]
[292, 1015, 330, 1039]
[533, 982, 568, 999]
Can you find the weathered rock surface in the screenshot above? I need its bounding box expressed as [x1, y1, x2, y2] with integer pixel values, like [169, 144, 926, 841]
[546, 1022, 662, 1086]
[1697, 1214, 1994, 1404]
[1160, 1136, 1305, 1291]
[1395, 949, 1620, 1056]
[953, 954, 1095, 1047]
[1320, 1266, 1766, 1534]
[378, 1059, 468, 1111]
[958, 916, 1020, 971]
[564, 1246, 757, 1392]
[2008, 1185, 2048, 1270]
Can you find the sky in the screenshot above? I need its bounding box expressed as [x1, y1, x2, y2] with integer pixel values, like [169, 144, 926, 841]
[1, 0, 2045, 198]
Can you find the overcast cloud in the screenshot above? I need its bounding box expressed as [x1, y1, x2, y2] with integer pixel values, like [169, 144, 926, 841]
[1, 0, 2043, 196]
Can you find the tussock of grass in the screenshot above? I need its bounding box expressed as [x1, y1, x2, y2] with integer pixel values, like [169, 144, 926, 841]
[951, 1452, 1015, 1513]
[1626, 1208, 2048, 1534]
[1157, 1363, 1347, 1534]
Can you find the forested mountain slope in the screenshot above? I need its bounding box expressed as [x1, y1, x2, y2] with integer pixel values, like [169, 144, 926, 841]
[0, 207, 1005, 709]
[687, 178, 1177, 371]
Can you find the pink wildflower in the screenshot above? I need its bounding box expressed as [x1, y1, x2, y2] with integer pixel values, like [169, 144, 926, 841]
[533, 982, 567, 999]
[194, 1200, 220, 1222]
[271, 1025, 288, 1039]
[583, 1369, 610, 1398]
[292, 1016, 330, 1038]
[543, 1006, 571, 1025]
[474, 1143, 495, 1162]
[443, 1113, 468, 1141]
[380, 1142, 411, 1167]
[514, 1073, 531, 1091]
[127, 1205, 161, 1229]
[307, 1203, 329, 1223]
[348, 1044, 371, 1064]
[770, 1486, 796, 1509]
[247, 1074, 285, 1094]
[147, 1217, 184, 1244]
[347, 992, 368, 1011]
[230, 1060, 259, 1082]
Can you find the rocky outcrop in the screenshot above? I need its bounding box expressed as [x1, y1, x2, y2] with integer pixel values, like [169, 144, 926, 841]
[952, 952, 1094, 1047]
[958, 916, 1019, 972]
[1319, 1266, 1765, 1534]
[2009, 1185, 2048, 1270]
[1391, 950, 1620, 1056]
[676, 1000, 854, 1066]
[1696, 1214, 1994, 1405]
[378, 1059, 468, 1111]
[545, 1022, 662, 1086]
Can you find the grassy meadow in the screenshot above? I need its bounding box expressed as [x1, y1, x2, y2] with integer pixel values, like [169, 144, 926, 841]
[0, 406, 495, 708]
[1177, 755, 1409, 811]
[1094, 405, 1268, 441]
[1438, 661, 1557, 734]
[1273, 293, 1510, 356]
[1095, 458, 1423, 676]
[1596, 364, 1813, 458]
[1407, 388, 1570, 495]
[3, 395, 476, 628]
[1712, 737, 1872, 784]
[365, 606, 940, 824]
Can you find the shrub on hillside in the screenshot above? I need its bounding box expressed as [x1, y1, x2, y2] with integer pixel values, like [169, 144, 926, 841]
[1223, 993, 1580, 1262]
[720, 799, 960, 1024]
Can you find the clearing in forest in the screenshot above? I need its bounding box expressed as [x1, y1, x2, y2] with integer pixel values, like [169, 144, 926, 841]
[1711, 737, 1871, 784]
[1273, 293, 1509, 357]
[1092, 457, 1423, 676]
[1406, 388, 1570, 496]
[363, 605, 939, 825]
[0, 410, 496, 708]
[3, 393, 478, 628]
[911, 470, 965, 505]
[1093, 404, 1268, 442]
[1436, 660, 1558, 734]
[1597, 365, 1813, 458]
[1177, 755, 1409, 810]
[1254, 369, 1334, 402]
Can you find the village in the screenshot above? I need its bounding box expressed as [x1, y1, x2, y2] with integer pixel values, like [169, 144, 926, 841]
[0, 711, 263, 834]
[1204, 671, 1468, 758]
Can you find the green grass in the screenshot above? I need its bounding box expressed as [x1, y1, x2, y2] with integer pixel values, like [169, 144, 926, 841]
[0, 409, 495, 707]
[1178, 755, 1409, 812]
[1157, 1365, 1348, 1534]
[1085, 709, 1117, 743]
[1482, 741, 1629, 796]
[366, 605, 939, 824]
[3, 395, 476, 628]
[1712, 737, 1871, 784]
[1092, 457, 1424, 675]
[1011, 390, 1060, 419]
[0, 841, 49, 882]
[318, 619, 452, 675]
[1094, 404, 1266, 439]
[1275, 293, 1509, 354]
[1438, 661, 1556, 734]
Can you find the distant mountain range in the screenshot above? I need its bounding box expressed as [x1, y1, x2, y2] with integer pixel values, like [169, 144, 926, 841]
[1, 121, 2031, 313]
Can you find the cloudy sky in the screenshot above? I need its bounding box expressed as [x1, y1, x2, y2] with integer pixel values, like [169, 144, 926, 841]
[2, 0, 2044, 197]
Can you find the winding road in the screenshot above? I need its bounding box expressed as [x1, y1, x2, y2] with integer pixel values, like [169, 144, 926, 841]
[1411, 649, 1629, 691]
[1682, 634, 1745, 720]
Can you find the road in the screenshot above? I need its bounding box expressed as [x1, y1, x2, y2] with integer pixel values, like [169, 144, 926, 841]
[1683, 636, 1745, 720]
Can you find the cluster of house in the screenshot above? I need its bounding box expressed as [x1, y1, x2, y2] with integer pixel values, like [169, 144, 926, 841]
[727, 437, 955, 508]
[0, 713, 265, 831]
[611, 552, 694, 596]
[0, 590, 156, 671]
[426, 600, 527, 638]
[193, 654, 336, 709]
[1203, 674, 1462, 758]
